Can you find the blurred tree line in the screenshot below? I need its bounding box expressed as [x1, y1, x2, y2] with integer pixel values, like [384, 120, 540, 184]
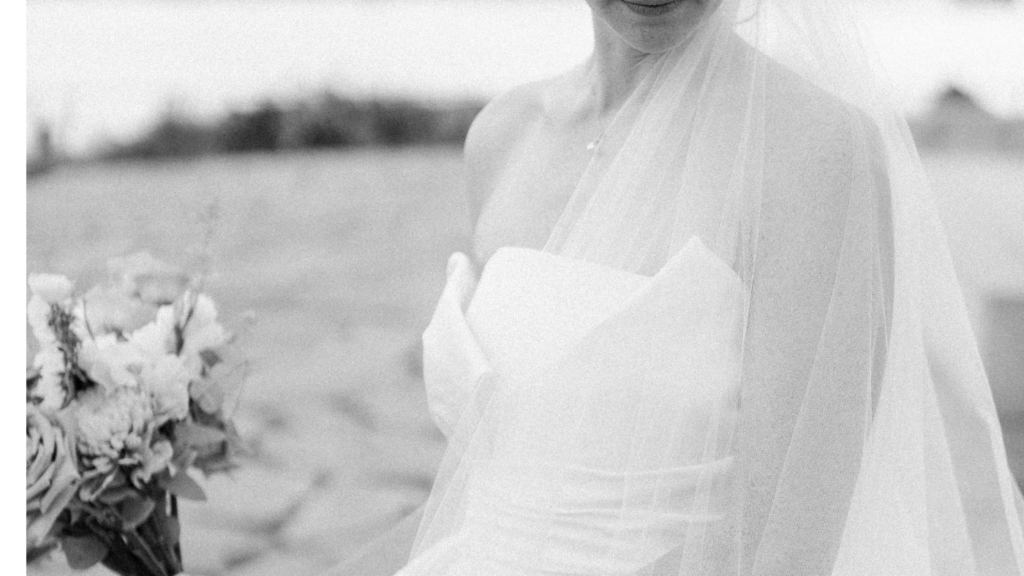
[100, 92, 485, 160]
[45, 85, 1024, 166]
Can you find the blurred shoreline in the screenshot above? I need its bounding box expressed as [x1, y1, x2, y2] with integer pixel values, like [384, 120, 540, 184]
[27, 84, 1024, 177]
[28, 92, 485, 175]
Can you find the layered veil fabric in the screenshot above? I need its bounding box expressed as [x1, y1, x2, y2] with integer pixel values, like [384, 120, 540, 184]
[404, 0, 1024, 574]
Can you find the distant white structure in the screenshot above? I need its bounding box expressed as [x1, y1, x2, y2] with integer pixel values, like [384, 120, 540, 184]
[910, 85, 1024, 151]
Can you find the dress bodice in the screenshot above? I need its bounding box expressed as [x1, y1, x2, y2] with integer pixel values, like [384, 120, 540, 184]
[409, 236, 747, 575]
[465, 246, 651, 385]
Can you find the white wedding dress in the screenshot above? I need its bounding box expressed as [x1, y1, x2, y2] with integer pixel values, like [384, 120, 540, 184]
[376, 2, 1024, 572]
[401, 236, 744, 575]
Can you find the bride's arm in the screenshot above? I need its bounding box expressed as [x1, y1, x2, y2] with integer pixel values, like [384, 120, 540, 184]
[732, 85, 894, 574]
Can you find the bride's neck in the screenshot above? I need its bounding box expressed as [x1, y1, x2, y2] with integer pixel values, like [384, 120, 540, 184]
[585, 16, 660, 115]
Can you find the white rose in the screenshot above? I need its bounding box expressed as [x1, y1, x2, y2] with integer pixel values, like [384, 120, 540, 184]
[79, 286, 157, 337]
[79, 335, 145, 392]
[27, 404, 80, 548]
[142, 354, 191, 424]
[129, 306, 177, 358]
[28, 274, 74, 305]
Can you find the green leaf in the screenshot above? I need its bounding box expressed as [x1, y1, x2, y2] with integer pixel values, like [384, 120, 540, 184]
[96, 485, 137, 506]
[165, 472, 207, 502]
[120, 496, 156, 530]
[60, 535, 108, 570]
[171, 446, 197, 472]
[180, 421, 226, 447]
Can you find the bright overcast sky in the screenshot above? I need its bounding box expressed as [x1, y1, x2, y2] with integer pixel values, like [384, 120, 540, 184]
[26, 0, 1024, 154]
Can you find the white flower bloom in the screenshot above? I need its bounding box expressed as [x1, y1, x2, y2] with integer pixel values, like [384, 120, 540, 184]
[75, 387, 152, 475]
[27, 295, 56, 347]
[33, 347, 63, 378]
[28, 274, 74, 305]
[189, 294, 218, 327]
[180, 294, 228, 378]
[108, 252, 188, 305]
[80, 286, 157, 337]
[129, 306, 177, 358]
[70, 300, 92, 342]
[142, 354, 191, 424]
[31, 347, 67, 410]
[79, 335, 145, 391]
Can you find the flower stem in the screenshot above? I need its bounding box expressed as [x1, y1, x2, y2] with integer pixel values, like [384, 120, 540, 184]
[86, 519, 155, 576]
[171, 495, 182, 569]
[123, 527, 170, 576]
[141, 499, 182, 575]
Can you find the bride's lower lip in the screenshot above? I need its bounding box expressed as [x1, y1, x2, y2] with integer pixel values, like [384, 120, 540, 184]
[620, 0, 684, 16]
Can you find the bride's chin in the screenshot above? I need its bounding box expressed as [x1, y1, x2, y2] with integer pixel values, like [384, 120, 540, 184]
[615, 24, 699, 55]
[603, 0, 713, 53]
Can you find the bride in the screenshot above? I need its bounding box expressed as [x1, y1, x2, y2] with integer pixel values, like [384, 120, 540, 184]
[330, 0, 1024, 574]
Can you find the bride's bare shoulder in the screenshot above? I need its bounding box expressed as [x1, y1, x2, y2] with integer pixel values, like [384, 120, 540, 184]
[761, 58, 887, 199]
[756, 57, 892, 284]
[763, 60, 875, 154]
[464, 81, 546, 161]
[461, 77, 555, 223]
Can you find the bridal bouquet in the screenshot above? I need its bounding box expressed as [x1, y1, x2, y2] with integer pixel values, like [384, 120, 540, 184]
[26, 253, 246, 576]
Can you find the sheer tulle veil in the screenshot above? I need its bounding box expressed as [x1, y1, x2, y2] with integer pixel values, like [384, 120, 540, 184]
[410, 0, 1024, 574]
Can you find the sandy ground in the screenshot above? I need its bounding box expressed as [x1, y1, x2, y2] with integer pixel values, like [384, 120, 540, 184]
[26, 147, 1024, 575]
